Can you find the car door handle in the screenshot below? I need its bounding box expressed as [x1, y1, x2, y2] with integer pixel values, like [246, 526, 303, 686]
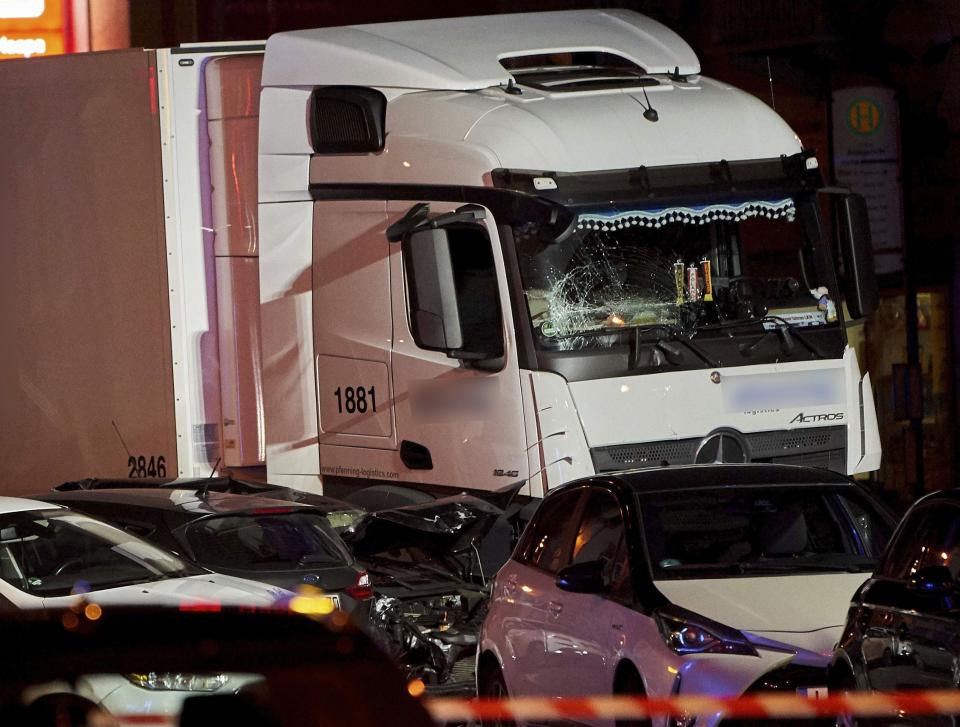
[503, 576, 518, 596]
[548, 601, 563, 618]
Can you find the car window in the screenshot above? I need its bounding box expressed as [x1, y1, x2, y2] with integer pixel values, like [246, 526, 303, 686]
[518, 489, 583, 574]
[880, 504, 960, 582]
[0, 511, 200, 597]
[840, 494, 889, 558]
[638, 485, 893, 580]
[183, 513, 353, 572]
[571, 489, 632, 600]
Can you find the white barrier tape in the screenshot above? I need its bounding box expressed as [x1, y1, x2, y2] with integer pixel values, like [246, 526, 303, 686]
[424, 690, 960, 723]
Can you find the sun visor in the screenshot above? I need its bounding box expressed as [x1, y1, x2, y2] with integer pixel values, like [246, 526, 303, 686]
[576, 198, 796, 231]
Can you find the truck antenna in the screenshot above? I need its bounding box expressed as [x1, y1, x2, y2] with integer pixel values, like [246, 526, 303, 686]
[766, 55, 777, 111]
[631, 88, 659, 122]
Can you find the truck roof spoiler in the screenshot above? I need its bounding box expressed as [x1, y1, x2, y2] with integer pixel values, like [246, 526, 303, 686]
[262, 9, 699, 91]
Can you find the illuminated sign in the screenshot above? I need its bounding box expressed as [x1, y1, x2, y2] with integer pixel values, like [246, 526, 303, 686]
[0, 0, 69, 59]
[0, 0, 44, 19]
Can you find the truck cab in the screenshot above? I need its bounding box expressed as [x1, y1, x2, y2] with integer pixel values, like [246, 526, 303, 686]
[255, 10, 880, 496]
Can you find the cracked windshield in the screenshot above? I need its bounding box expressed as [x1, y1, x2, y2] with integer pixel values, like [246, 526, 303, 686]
[516, 199, 840, 354]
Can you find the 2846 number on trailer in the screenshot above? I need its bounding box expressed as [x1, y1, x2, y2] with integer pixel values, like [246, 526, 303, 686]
[128, 455, 167, 478]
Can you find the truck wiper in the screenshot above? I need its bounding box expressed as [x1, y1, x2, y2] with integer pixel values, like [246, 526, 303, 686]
[631, 324, 718, 368]
[700, 316, 827, 360]
[546, 323, 719, 368]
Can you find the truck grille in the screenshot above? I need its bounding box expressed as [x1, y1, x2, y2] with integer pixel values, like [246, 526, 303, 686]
[591, 426, 847, 474]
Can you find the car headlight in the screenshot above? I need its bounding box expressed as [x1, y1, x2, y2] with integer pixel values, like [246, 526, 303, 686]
[125, 673, 229, 692]
[655, 605, 758, 657]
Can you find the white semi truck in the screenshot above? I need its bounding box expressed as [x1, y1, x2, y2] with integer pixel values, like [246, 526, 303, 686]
[0, 10, 881, 498]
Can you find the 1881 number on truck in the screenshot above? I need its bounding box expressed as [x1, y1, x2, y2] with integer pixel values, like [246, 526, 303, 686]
[334, 386, 377, 414]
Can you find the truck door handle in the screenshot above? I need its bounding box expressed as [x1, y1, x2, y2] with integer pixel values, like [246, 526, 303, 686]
[400, 440, 433, 470]
[548, 601, 563, 618]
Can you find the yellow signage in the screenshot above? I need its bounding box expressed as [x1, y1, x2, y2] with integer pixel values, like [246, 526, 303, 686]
[847, 98, 883, 135]
[0, 0, 68, 59]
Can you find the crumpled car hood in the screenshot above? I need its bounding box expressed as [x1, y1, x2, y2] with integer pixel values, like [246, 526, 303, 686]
[343, 494, 505, 559]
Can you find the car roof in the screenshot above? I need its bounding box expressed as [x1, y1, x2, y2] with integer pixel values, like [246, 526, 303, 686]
[40, 488, 321, 518]
[906, 488, 960, 509]
[549, 463, 852, 497]
[0, 496, 64, 515]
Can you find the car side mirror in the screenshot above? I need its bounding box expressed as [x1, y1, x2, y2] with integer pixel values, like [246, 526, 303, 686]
[911, 565, 954, 593]
[556, 560, 608, 594]
[836, 193, 879, 319]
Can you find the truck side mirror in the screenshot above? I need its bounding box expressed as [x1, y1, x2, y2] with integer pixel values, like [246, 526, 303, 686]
[403, 228, 464, 352]
[401, 223, 505, 369]
[837, 193, 879, 319]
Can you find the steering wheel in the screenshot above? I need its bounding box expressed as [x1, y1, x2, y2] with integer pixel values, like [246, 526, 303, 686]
[54, 559, 84, 576]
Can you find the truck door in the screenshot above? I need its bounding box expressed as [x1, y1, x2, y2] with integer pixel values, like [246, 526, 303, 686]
[387, 201, 528, 492]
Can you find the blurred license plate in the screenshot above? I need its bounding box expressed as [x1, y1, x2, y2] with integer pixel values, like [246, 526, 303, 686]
[797, 687, 828, 699]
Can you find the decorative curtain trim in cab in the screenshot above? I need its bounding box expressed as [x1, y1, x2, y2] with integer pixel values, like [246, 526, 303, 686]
[576, 198, 796, 231]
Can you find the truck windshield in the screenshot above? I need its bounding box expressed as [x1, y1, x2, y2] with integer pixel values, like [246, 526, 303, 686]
[514, 195, 844, 374]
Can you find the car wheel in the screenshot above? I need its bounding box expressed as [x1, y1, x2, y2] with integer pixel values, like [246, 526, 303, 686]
[614, 665, 652, 727]
[830, 662, 868, 727]
[477, 660, 515, 727]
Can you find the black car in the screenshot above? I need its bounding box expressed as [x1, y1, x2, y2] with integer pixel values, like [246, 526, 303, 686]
[831, 489, 960, 718]
[41, 486, 375, 624]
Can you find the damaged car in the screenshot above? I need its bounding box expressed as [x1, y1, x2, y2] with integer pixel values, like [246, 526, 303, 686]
[343, 493, 512, 695]
[41, 478, 517, 696]
[40, 484, 375, 625]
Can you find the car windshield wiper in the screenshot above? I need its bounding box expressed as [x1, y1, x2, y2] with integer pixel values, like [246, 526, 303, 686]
[737, 559, 873, 574]
[298, 553, 342, 566]
[659, 559, 873, 575]
[87, 575, 162, 590]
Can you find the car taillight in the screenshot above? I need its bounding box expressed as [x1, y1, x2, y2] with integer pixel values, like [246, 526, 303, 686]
[345, 571, 374, 601]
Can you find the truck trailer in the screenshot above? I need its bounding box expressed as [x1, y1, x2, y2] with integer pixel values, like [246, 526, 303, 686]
[0, 10, 880, 497]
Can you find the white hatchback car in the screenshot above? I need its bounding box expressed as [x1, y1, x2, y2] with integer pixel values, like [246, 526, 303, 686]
[0, 496, 289, 610]
[478, 465, 896, 727]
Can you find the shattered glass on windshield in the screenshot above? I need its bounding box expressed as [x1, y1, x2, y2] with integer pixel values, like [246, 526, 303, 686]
[532, 231, 679, 340]
[515, 197, 838, 353]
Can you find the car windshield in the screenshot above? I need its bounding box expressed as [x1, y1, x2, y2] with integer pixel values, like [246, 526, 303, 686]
[183, 512, 353, 572]
[515, 196, 839, 352]
[0, 511, 201, 597]
[637, 485, 893, 580]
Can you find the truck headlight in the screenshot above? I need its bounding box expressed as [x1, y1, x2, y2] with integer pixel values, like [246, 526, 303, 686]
[125, 673, 229, 691]
[655, 605, 758, 657]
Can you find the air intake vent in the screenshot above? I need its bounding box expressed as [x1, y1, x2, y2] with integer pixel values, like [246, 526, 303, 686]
[309, 86, 386, 154]
[501, 51, 656, 93]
